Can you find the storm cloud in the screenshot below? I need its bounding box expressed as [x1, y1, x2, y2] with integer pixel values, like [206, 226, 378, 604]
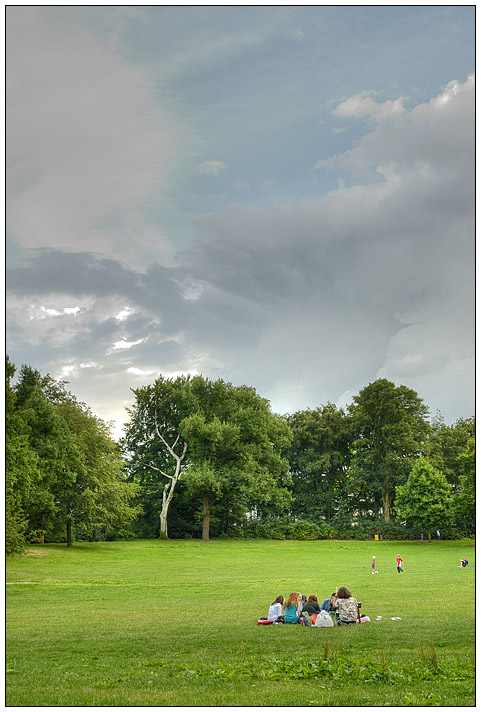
[6, 8, 474, 437]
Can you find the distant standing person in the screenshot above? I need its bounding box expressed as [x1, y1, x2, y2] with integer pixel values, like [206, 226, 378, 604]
[371, 556, 377, 574]
[396, 555, 404, 573]
[436, 529, 441, 540]
[420, 533, 424, 541]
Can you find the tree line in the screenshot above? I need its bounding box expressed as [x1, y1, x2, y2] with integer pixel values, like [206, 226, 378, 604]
[6, 358, 475, 554]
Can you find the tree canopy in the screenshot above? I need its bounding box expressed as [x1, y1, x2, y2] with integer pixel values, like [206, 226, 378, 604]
[395, 456, 452, 541]
[286, 404, 352, 522]
[348, 379, 430, 521]
[124, 375, 291, 541]
[6, 358, 139, 552]
[6, 360, 475, 550]
[181, 379, 292, 540]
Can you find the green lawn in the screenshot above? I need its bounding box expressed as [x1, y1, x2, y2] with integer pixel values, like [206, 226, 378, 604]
[6, 538, 475, 706]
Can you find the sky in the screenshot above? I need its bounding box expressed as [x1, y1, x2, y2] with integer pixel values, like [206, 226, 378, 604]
[6, 6, 475, 439]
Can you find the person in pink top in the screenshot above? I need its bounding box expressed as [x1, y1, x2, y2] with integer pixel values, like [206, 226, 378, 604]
[396, 555, 404, 573]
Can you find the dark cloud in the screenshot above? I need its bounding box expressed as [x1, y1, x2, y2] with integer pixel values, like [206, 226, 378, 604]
[6, 76, 474, 434]
[8, 251, 140, 298]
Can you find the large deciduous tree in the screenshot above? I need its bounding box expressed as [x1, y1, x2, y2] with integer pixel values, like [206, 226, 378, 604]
[286, 404, 352, 522]
[395, 456, 452, 541]
[9, 361, 139, 547]
[453, 438, 475, 534]
[426, 414, 475, 492]
[14, 365, 78, 543]
[123, 376, 196, 539]
[181, 380, 292, 541]
[5, 357, 39, 554]
[124, 375, 292, 541]
[55, 398, 140, 546]
[348, 379, 429, 522]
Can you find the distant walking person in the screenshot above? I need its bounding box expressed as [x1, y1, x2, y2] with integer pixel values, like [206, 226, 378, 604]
[371, 556, 377, 574]
[436, 529, 441, 540]
[396, 555, 404, 573]
[420, 533, 424, 541]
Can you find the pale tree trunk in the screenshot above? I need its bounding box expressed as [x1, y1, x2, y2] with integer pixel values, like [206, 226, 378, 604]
[159, 480, 175, 539]
[382, 491, 391, 523]
[152, 422, 188, 540]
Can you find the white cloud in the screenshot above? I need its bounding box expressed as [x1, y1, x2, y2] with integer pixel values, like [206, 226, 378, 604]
[197, 160, 227, 175]
[127, 367, 157, 376]
[110, 338, 146, 352]
[116, 308, 136, 322]
[333, 94, 405, 121]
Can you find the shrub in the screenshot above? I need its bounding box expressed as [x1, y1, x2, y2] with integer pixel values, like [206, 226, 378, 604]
[288, 519, 321, 540]
[5, 504, 27, 555]
[242, 518, 290, 540]
[317, 521, 338, 539]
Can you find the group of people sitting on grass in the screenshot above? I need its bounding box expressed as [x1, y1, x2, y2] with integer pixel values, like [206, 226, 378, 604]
[266, 588, 367, 626]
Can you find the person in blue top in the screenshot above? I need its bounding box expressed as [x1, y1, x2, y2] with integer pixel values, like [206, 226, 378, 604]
[320, 592, 337, 612]
[284, 592, 302, 623]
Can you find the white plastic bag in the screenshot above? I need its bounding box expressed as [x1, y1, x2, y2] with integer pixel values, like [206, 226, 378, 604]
[314, 610, 334, 627]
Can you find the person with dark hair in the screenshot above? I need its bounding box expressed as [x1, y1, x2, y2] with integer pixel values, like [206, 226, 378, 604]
[320, 591, 337, 612]
[335, 586, 360, 625]
[267, 595, 285, 622]
[302, 594, 321, 616]
[319, 591, 339, 624]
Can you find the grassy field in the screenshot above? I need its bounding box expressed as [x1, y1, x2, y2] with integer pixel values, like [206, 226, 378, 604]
[6, 538, 475, 706]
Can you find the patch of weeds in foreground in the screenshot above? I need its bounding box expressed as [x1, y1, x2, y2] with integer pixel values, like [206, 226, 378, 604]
[135, 645, 473, 687]
[401, 692, 443, 706]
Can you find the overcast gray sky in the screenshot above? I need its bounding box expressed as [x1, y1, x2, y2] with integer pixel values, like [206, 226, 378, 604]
[6, 6, 475, 438]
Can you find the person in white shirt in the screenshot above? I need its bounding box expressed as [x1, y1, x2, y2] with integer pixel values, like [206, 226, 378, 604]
[267, 595, 285, 622]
